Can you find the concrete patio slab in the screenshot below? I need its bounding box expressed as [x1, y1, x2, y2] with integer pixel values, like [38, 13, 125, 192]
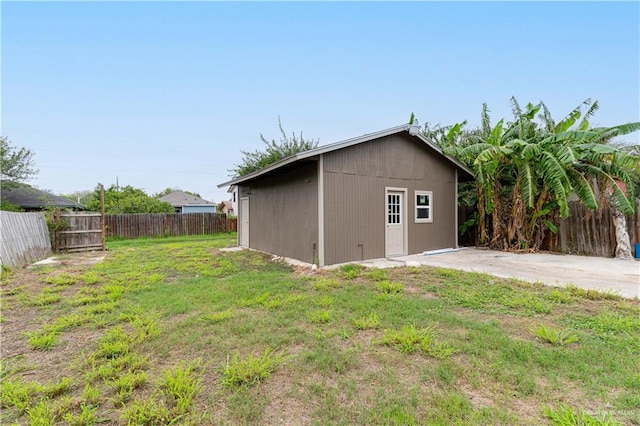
[391, 248, 640, 299]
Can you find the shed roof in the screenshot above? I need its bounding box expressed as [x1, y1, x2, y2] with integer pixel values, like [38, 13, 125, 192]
[158, 190, 215, 207]
[218, 123, 474, 188]
[1, 183, 85, 209]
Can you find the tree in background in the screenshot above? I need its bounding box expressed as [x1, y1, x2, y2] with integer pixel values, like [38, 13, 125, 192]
[230, 117, 319, 177]
[415, 98, 639, 257]
[86, 184, 174, 214]
[153, 187, 202, 199]
[1, 136, 38, 184]
[60, 190, 94, 206]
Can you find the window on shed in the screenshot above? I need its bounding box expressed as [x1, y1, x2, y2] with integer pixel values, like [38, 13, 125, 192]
[415, 191, 432, 223]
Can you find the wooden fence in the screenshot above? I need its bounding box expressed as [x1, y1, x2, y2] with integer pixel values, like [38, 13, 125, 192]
[458, 201, 640, 257]
[104, 213, 236, 239]
[542, 201, 639, 257]
[0, 211, 52, 267]
[55, 212, 105, 253]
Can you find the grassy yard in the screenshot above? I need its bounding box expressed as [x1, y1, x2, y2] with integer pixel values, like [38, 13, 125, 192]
[1, 234, 639, 425]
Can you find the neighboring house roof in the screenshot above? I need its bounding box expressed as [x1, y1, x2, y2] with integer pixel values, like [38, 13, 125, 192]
[218, 200, 233, 211]
[158, 190, 215, 207]
[1, 183, 85, 210]
[218, 123, 474, 188]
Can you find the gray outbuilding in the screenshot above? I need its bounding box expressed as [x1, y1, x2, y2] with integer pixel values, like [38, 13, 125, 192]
[219, 123, 474, 266]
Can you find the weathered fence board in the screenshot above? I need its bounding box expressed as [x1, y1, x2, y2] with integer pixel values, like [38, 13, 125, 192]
[0, 211, 52, 267]
[543, 201, 639, 257]
[57, 212, 104, 252]
[104, 213, 236, 239]
[459, 201, 640, 258]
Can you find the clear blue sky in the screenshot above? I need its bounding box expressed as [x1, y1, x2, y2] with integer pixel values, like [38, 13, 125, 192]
[2, 1, 639, 203]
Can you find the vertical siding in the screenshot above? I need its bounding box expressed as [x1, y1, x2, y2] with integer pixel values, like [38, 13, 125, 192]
[323, 133, 457, 265]
[239, 162, 318, 264]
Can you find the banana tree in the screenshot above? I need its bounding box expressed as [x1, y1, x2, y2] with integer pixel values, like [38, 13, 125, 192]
[444, 98, 639, 253]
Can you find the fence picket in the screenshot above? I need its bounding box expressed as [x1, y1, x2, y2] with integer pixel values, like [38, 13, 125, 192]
[0, 212, 52, 267]
[103, 213, 236, 239]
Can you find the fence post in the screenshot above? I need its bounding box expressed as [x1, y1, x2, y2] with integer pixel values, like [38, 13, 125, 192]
[54, 208, 61, 252]
[100, 184, 106, 250]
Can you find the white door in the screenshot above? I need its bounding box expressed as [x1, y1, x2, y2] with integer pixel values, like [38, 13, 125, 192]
[385, 191, 405, 257]
[240, 197, 249, 247]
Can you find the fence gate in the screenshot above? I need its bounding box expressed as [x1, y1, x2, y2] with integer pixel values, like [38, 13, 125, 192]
[55, 211, 105, 253]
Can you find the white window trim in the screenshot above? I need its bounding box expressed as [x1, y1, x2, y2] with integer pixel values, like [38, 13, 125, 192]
[415, 190, 433, 223]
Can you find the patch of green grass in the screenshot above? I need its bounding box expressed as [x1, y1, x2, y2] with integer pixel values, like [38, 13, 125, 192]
[544, 288, 575, 304]
[312, 277, 342, 290]
[45, 273, 77, 286]
[429, 269, 554, 315]
[23, 292, 61, 307]
[380, 324, 456, 358]
[565, 310, 640, 335]
[80, 383, 102, 406]
[365, 268, 388, 282]
[545, 403, 620, 425]
[200, 309, 235, 324]
[1, 377, 72, 416]
[377, 281, 404, 295]
[3, 234, 638, 425]
[239, 291, 272, 307]
[110, 370, 148, 406]
[121, 395, 173, 425]
[1, 378, 35, 413]
[27, 398, 57, 425]
[79, 270, 101, 285]
[63, 404, 99, 426]
[222, 348, 288, 387]
[159, 360, 202, 414]
[2, 285, 24, 296]
[307, 309, 332, 324]
[316, 296, 335, 307]
[533, 324, 578, 346]
[565, 284, 622, 301]
[353, 312, 381, 330]
[340, 263, 364, 280]
[26, 331, 60, 351]
[81, 301, 117, 316]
